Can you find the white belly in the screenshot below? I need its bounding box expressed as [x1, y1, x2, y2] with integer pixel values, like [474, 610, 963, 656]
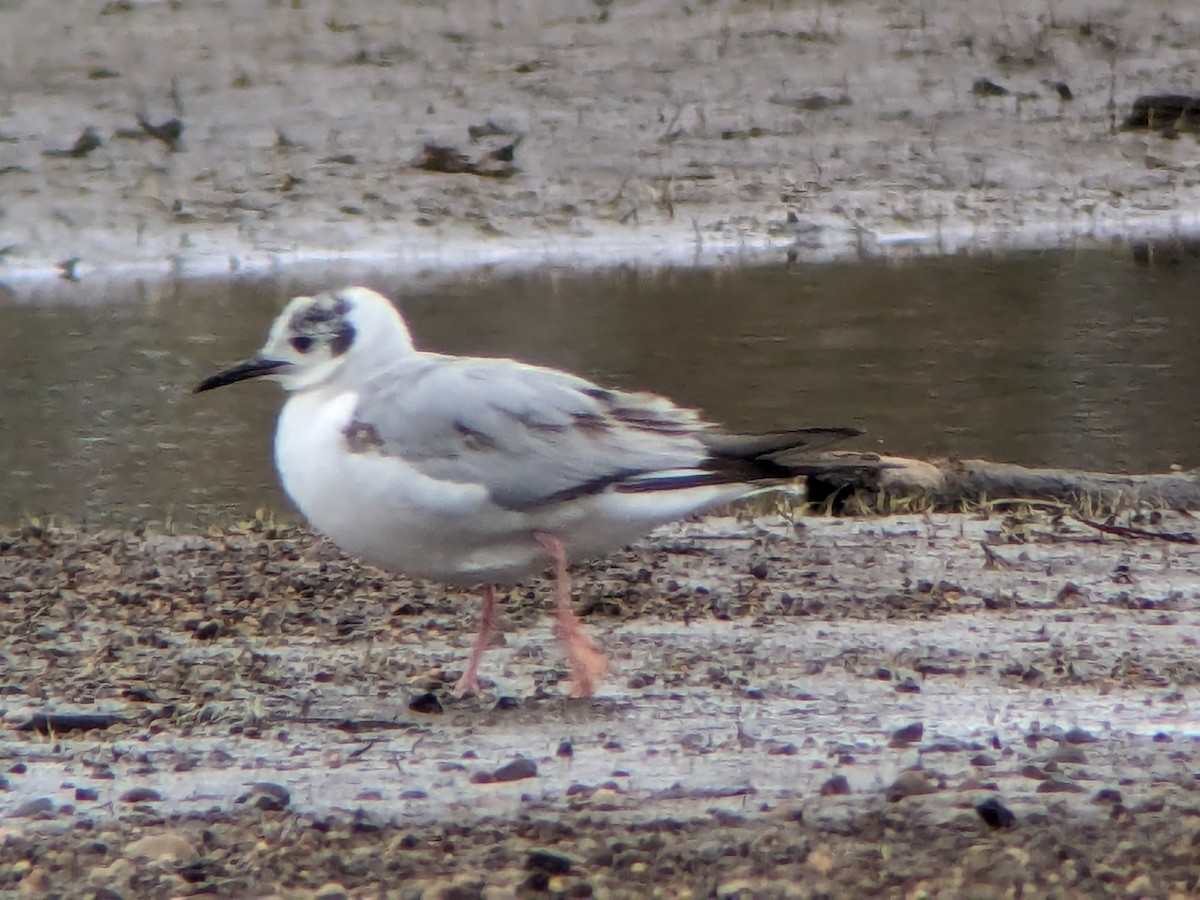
[274, 390, 541, 583]
[273, 390, 755, 585]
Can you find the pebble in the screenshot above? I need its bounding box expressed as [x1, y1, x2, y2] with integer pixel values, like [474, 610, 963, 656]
[408, 692, 443, 714]
[473, 756, 538, 784]
[124, 831, 197, 862]
[886, 770, 937, 801]
[10, 798, 54, 818]
[889, 722, 924, 746]
[975, 797, 1016, 829]
[1037, 778, 1085, 794]
[820, 774, 851, 796]
[527, 849, 572, 874]
[119, 787, 162, 803]
[237, 782, 291, 811]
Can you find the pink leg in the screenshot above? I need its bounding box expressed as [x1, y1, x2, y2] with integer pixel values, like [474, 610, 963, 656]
[534, 533, 608, 697]
[452, 584, 497, 697]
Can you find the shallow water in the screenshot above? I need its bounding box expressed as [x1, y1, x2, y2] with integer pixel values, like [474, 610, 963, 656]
[5, 247, 1200, 526]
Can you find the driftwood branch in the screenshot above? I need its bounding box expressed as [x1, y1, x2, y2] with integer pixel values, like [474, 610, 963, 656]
[803, 453, 1200, 512]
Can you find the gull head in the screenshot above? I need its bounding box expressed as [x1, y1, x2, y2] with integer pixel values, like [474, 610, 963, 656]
[195, 286, 414, 394]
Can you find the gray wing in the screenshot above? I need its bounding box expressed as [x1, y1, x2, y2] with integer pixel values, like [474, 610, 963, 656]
[348, 354, 714, 510]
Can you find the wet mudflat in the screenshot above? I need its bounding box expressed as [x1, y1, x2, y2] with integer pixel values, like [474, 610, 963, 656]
[3, 509, 1200, 896]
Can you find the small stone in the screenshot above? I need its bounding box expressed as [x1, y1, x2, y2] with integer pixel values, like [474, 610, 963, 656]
[970, 753, 996, 767]
[886, 770, 936, 802]
[820, 774, 851, 796]
[10, 797, 53, 818]
[407, 692, 443, 714]
[1093, 787, 1123, 805]
[314, 883, 349, 900]
[975, 797, 1016, 829]
[192, 620, 220, 640]
[556, 740, 573, 758]
[237, 782, 290, 811]
[124, 831, 197, 862]
[119, 787, 162, 803]
[1052, 745, 1088, 765]
[527, 849, 572, 874]
[75, 787, 100, 802]
[1037, 778, 1085, 794]
[476, 756, 538, 784]
[889, 722, 924, 746]
[1064, 727, 1098, 744]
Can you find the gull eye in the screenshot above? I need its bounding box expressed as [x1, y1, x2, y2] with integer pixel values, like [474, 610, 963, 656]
[290, 335, 313, 353]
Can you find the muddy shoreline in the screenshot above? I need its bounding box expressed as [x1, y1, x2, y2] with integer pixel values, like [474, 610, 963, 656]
[6, 0, 1200, 895]
[4, 0, 1200, 299]
[4, 511, 1200, 895]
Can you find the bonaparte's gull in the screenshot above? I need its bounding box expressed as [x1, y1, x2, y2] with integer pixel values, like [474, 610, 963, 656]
[196, 286, 859, 696]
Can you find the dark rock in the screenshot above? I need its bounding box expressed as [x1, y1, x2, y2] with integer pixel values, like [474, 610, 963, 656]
[527, 849, 572, 874]
[975, 797, 1016, 829]
[889, 722, 924, 746]
[820, 774, 851, 796]
[972, 77, 1010, 97]
[192, 619, 220, 640]
[474, 756, 538, 784]
[408, 692, 443, 714]
[119, 787, 162, 803]
[237, 782, 290, 811]
[16, 711, 125, 734]
[1125, 93, 1200, 130]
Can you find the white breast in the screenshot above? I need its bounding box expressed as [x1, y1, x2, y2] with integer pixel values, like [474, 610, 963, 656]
[273, 389, 541, 584]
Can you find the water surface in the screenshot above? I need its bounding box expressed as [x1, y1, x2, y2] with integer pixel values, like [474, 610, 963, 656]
[5, 248, 1199, 526]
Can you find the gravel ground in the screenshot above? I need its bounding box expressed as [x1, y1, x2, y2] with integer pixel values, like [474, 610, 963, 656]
[4, 509, 1200, 896]
[6, 1, 1200, 896]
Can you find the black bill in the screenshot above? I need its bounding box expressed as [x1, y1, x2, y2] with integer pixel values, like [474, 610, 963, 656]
[194, 358, 291, 393]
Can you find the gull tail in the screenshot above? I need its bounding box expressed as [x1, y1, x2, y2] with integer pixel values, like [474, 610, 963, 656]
[700, 426, 864, 484]
[612, 427, 863, 495]
[703, 426, 862, 460]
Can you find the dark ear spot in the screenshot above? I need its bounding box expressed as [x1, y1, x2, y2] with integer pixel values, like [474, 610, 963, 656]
[290, 335, 313, 353]
[329, 322, 356, 357]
